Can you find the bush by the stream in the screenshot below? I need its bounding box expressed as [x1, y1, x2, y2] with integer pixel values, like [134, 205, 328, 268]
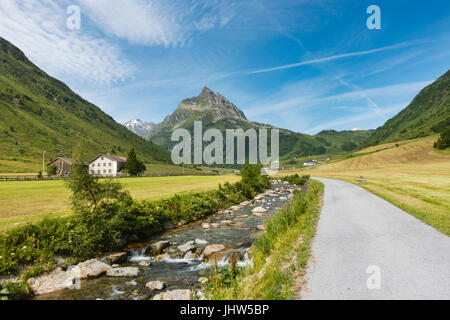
[279, 174, 310, 186]
[0, 163, 269, 277]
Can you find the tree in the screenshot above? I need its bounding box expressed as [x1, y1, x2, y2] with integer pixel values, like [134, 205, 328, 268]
[65, 144, 128, 212]
[48, 165, 57, 176]
[434, 127, 450, 150]
[125, 148, 146, 176]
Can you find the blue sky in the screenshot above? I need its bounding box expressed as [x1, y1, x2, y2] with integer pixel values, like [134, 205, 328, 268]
[1, 0, 449, 134]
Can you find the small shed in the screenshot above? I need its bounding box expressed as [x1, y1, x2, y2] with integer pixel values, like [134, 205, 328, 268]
[47, 157, 74, 177]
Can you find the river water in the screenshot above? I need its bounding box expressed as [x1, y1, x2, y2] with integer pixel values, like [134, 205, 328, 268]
[34, 181, 295, 300]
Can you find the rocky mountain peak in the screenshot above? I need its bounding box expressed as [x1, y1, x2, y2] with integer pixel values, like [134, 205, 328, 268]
[123, 119, 156, 137]
[199, 86, 215, 97]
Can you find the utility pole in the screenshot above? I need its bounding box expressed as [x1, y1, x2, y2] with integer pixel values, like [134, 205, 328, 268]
[42, 150, 45, 176]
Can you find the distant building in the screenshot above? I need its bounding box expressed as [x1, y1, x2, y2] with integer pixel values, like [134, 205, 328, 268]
[47, 157, 74, 177]
[89, 153, 127, 177]
[303, 161, 316, 166]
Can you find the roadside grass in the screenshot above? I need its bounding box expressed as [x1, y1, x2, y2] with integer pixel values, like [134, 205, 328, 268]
[0, 175, 240, 231]
[286, 135, 450, 236]
[205, 180, 323, 299]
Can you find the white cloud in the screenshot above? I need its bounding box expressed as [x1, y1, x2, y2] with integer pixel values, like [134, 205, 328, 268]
[79, 0, 237, 47]
[246, 40, 426, 75]
[245, 80, 430, 118]
[0, 0, 134, 85]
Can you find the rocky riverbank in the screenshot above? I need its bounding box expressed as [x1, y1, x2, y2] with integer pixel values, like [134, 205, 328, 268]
[23, 180, 301, 300]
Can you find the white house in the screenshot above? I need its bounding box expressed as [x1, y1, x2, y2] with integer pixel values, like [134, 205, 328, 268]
[89, 153, 127, 177]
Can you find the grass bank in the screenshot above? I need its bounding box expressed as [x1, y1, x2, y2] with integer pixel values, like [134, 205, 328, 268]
[0, 175, 240, 231]
[204, 179, 323, 299]
[288, 135, 450, 236]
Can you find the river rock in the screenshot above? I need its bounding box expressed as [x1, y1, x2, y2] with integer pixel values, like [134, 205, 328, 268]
[103, 252, 127, 264]
[220, 220, 232, 225]
[146, 280, 166, 290]
[149, 240, 170, 255]
[152, 289, 192, 300]
[211, 223, 220, 228]
[280, 196, 287, 201]
[106, 267, 139, 277]
[201, 223, 211, 229]
[252, 212, 263, 217]
[229, 206, 240, 211]
[252, 206, 267, 213]
[67, 259, 111, 279]
[139, 261, 151, 267]
[27, 268, 76, 295]
[125, 243, 144, 251]
[195, 239, 209, 245]
[256, 225, 265, 231]
[202, 244, 236, 261]
[177, 241, 195, 253]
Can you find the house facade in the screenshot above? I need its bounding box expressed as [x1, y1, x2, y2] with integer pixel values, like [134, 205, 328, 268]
[89, 154, 127, 177]
[47, 157, 74, 177]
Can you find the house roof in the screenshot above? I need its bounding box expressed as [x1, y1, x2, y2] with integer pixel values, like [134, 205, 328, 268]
[90, 153, 127, 164]
[47, 157, 75, 166]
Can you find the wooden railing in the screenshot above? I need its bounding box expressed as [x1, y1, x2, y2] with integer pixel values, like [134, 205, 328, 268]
[0, 171, 231, 182]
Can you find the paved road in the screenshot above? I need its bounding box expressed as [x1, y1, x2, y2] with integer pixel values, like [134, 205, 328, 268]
[301, 178, 450, 300]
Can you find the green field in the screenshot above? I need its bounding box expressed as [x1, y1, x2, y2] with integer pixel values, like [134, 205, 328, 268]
[0, 174, 240, 231]
[285, 135, 450, 235]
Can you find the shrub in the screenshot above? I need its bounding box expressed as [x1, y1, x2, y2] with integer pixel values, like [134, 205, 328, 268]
[279, 174, 310, 186]
[434, 127, 450, 150]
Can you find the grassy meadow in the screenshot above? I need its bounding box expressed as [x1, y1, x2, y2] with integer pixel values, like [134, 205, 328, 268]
[0, 174, 239, 231]
[284, 135, 450, 235]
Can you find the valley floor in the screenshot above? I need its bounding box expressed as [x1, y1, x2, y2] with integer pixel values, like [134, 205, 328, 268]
[0, 175, 239, 231]
[286, 135, 450, 236]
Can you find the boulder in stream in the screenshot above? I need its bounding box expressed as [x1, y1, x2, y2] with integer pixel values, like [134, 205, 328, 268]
[67, 259, 112, 279]
[152, 289, 192, 300]
[177, 241, 195, 253]
[106, 267, 139, 277]
[202, 244, 236, 261]
[252, 206, 267, 213]
[149, 240, 170, 255]
[103, 252, 127, 264]
[27, 268, 76, 295]
[201, 222, 211, 229]
[146, 280, 166, 290]
[195, 239, 209, 245]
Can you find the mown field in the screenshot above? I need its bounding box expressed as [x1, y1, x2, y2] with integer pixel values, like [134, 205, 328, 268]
[284, 135, 450, 236]
[0, 174, 240, 231]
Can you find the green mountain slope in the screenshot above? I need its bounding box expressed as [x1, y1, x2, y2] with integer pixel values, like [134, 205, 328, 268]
[365, 70, 450, 146]
[0, 37, 170, 172]
[145, 87, 372, 161]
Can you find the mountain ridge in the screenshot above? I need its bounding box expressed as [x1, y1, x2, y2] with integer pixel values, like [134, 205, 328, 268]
[141, 87, 373, 160]
[0, 37, 171, 172]
[364, 70, 449, 145]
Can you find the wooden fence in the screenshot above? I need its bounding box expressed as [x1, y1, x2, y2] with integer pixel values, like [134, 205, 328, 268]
[0, 171, 230, 182]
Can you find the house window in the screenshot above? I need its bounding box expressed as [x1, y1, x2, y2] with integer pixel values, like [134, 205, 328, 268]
[103, 169, 106, 173]
[97, 170, 100, 174]
[108, 162, 112, 166]
[103, 163, 106, 167]
[108, 169, 112, 173]
[101, 157, 104, 160]
[97, 163, 100, 167]
[91, 163, 95, 167]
